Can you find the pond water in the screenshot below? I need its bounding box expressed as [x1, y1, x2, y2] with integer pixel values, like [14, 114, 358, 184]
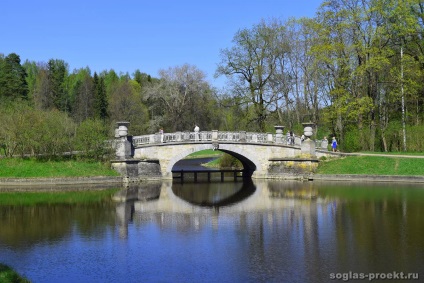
[0, 178, 423, 282]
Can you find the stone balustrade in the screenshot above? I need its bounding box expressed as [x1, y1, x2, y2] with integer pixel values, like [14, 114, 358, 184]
[133, 131, 295, 146]
[132, 130, 328, 149]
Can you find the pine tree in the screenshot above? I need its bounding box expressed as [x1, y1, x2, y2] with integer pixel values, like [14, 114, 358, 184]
[0, 53, 28, 100]
[93, 72, 108, 120]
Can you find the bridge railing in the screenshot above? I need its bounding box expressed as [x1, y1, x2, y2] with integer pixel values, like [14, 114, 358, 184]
[131, 131, 330, 150]
[132, 131, 304, 147]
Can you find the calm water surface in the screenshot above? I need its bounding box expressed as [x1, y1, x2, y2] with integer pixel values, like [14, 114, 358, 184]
[0, 179, 423, 283]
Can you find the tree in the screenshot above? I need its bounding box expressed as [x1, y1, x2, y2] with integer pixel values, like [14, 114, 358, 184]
[23, 60, 39, 102]
[108, 79, 149, 134]
[32, 63, 51, 110]
[144, 64, 214, 132]
[0, 53, 28, 101]
[47, 59, 69, 112]
[215, 20, 290, 131]
[70, 68, 94, 123]
[75, 118, 111, 160]
[93, 72, 108, 120]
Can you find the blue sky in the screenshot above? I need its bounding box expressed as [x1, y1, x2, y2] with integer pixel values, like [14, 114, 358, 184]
[2, 0, 323, 88]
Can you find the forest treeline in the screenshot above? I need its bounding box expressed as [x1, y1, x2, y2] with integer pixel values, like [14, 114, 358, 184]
[1, 0, 423, 157]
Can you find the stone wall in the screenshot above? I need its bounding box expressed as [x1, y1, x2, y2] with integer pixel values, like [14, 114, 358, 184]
[267, 158, 319, 180]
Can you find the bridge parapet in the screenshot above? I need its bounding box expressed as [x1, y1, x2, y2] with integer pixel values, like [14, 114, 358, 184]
[132, 131, 306, 147]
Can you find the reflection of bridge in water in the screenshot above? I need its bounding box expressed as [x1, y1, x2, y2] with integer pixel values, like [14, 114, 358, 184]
[114, 180, 334, 239]
[172, 169, 245, 183]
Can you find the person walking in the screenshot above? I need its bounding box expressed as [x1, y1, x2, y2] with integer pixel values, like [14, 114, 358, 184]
[332, 137, 338, 152]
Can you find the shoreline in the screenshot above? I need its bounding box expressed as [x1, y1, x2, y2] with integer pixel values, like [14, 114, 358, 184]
[1, 174, 424, 188]
[0, 176, 123, 186]
[311, 174, 424, 183]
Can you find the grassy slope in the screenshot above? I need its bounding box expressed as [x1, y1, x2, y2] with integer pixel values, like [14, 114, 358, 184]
[0, 263, 30, 283]
[316, 155, 424, 175]
[0, 158, 120, 178]
[186, 149, 222, 159]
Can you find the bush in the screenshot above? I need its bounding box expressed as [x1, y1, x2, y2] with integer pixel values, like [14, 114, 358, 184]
[218, 153, 242, 169]
[342, 127, 362, 152]
[75, 119, 113, 161]
[0, 101, 76, 158]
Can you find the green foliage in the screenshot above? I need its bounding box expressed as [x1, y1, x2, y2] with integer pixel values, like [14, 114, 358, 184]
[143, 64, 215, 132]
[406, 124, 424, 152]
[109, 79, 149, 134]
[69, 67, 94, 122]
[0, 101, 76, 157]
[74, 119, 112, 161]
[342, 127, 362, 152]
[93, 73, 108, 120]
[47, 59, 69, 111]
[218, 153, 242, 169]
[215, 19, 288, 132]
[0, 53, 28, 101]
[0, 101, 114, 161]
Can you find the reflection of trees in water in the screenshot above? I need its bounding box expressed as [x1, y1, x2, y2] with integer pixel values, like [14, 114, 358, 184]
[267, 180, 318, 199]
[0, 202, 117, 249]
[317, 183, 424, 272]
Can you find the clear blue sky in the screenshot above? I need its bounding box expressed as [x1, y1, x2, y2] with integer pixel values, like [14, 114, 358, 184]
[2, 0, 323, 88]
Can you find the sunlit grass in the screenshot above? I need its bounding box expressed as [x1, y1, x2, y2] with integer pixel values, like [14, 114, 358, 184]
[0, 158, 120, 178]
[186, 149, 222, 159]
[317, 156, 424, 175]
[0, 263, 30, 283]
[359, 151, 424, 156]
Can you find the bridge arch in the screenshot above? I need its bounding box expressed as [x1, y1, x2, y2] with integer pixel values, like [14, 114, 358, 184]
[165, 144, 260, 178]
[166, 144, 214, 172]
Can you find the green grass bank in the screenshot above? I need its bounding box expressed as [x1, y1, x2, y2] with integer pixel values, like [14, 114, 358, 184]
[0, 263, 30, 283]
[316, 155, 424, 175]
[0, 158, 119, 178]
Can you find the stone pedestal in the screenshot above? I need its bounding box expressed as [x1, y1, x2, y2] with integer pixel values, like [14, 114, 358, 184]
[267, 133, 273, 143]
[321, 139, 329, 150]
[239, 131, 246, 142]
[301, 122, 316, 157]
[212, 130, 218, 141]
[274, 126, 285, 143]
[115, 122, 132, 160]
[301, 139, 316, 156]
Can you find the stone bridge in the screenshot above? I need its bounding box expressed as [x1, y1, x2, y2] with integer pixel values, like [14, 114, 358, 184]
[111, 123, 335, 180]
